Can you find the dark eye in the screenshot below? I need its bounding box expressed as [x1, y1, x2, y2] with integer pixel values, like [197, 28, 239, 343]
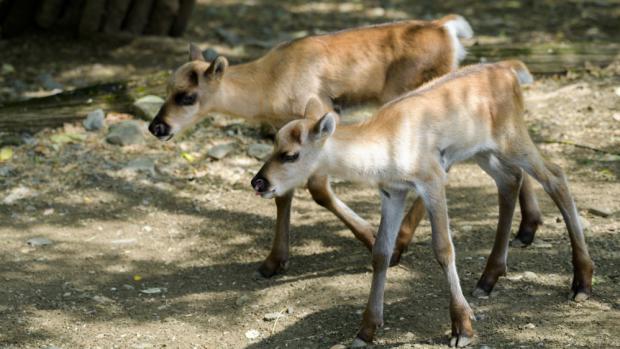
[280, 152, 299, 162]
[175, 92, 197, 106]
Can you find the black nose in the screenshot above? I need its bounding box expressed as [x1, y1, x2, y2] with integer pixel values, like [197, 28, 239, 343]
[251, 175, 269, 193]
[148, 119, 171, 138]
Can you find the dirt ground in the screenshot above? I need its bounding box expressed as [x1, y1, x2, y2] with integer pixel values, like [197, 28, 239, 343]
[1, 1, 619, 348]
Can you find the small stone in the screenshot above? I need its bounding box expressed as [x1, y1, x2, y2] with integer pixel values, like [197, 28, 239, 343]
[133, 95, 165, 121]
[106, 121, 145, 146]
[140, 287, 165, 294]
[404, 332, 415, 340]
[614, 86, 620, 97]
[612, 113, 620, 122]
[37, 73, 63, 91]
[480, 345, 492, 349]
[286, 306, 294, 314]
[522, 323, 536, 329]
[245, 329, 260, 340]
[83, 109, 106, 131]
[122, 157, 156, 176]
[263, 312, 283, 321]
[247, 143, 272, 160]
[92, 295, 113, 304]
[27, 237, 52, 247]
[0, 165, 13, 177]
[235, 294, 250, 306]
[203, 48, 219, 62]
[216, 28, 241, 45]
[207, 143, 236, 160]
[1, 63, 15, 74]
[475, 313, 487, 321]
[122, 284, 135, 290]
[523, 271, 537, 281]
[588, 206, 612, 218]
[3, 186, 37, 204]
[330, 345, 347, 349]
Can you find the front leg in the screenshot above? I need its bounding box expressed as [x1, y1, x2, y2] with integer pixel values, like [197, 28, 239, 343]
[258, 190, 293, 277]
[418, 179, 474, 348]
[353, 188, 408, 346]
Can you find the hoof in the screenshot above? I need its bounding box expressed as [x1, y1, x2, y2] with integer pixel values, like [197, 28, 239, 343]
[257, 259, 288, 278]
[351, 337, 369, 348]
[449, 335, 472, 348]
[389, 251, 402, 267]
[472, 287, 490, 299]
[509, 237, 530, 248]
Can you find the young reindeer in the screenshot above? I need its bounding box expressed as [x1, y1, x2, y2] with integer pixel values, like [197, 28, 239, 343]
[148, 15, 542, 278]
[251, 61, 593, 347]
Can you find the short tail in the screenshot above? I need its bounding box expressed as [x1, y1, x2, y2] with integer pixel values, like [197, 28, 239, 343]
[439, 14, 474, 39]
[497, 60, 534, 85]
[438, 14, 474, 63]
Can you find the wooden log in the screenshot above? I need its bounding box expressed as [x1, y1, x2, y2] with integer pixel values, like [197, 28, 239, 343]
[102, 0, 131, 34]
[144, 0, 179, 36]
[36, 0, 66, 29]
[1, 0, 38, 38]
[0, 82, 132, 131]
[122, 0, 154, 35]
[78, 0, 106, 36]
[169, 0, 195, 37]
[465, 42, 620, 74]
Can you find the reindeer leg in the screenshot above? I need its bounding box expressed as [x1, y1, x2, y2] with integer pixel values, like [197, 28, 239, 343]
[390, 196, 425, 266]
[258, 190, 293, 277]
[511, 175, 544, 247]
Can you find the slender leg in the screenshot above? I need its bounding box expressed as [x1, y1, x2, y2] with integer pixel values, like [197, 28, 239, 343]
[418, 177, 474, 348]
[307, 174, 376, 250]
[472, 154, 523, 297]
[258, 190, 294, 277]
[511, 175, 544, 247]
[390, 196, 425, 266]
[353, 189, 408, 347]
[514, 145, 593, 301]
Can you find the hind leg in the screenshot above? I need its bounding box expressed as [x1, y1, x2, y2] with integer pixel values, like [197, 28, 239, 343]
[511, 175, 544, 247]
[472, 154, 523, 298]
[508, 141, 593, 300]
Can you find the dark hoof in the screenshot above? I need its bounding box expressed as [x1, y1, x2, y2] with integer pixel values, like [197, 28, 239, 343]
[389, 249, 404, 267]
[511, 219, 542, 247]
[571, 279, 592, 302]
[257, 259, 288, 278]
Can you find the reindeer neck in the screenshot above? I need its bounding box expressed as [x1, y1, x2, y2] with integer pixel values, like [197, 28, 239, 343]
[212, 61, 272, 119]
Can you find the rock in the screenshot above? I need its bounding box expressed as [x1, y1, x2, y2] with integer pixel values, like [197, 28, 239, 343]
[612, 113, 620, 122]
[263, 312, 283, 321]
[106, 121, 145, 146]
[235, 294, 250, 306]
[480, 345, 492, 349]
[215, 28, 241, 45]
[133, 95, 165, 121]
[140, 287, 166, 294]
[1, 63, 15, 75]
[83, 109, 106, 131]
[523, 271, 537, 281]
[614, 86, 620, 97]
[122, 157, 157, 177]
[122, 284, 135, 290]
[404, 332, 415, 340]
[203, 48, 219, 62]
[37, 73, 63, 91]
[3, 186, 37, 204]
[588, 206, 612, 218]
[245, 329, 260, 340]
[92, 295, 113, 304]
[247, 143, 272, 160]
[27, 237, 53, 247]
[207, 143, 236, 160]
[330, 345, 347, 349]
[0, 165, 13, 177]
[522, 323, 536, 329]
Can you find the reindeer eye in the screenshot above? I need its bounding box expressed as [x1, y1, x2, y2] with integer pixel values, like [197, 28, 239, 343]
[175, 92, 197, 106]
[280, 152, 299, 163]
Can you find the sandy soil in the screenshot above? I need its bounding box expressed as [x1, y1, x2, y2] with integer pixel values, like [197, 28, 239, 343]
[1, 1, 619, 348]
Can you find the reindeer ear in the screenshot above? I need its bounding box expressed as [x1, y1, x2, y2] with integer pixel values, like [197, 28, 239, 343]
[311, 112, 337, 141]
[205, 56, 228, 79]
[189, 43, 205, 62]
[303, 97, 325, 120]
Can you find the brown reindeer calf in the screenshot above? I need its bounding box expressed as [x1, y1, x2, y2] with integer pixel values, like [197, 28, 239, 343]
[251, 61, 593, 347]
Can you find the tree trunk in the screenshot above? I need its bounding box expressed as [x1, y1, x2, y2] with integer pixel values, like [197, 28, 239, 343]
[122, 0, 154, 35]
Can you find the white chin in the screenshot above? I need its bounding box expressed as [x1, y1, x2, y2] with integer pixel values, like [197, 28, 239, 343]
[260, 191, 276, 199]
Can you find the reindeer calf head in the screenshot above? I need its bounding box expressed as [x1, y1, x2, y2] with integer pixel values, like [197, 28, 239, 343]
[251, 100, 337, 199]
[148, 44, 229, 140]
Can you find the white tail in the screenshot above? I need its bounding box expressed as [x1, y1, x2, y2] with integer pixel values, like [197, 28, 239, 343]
[498, 60, 534, 85]
[440, 14, 474, 64]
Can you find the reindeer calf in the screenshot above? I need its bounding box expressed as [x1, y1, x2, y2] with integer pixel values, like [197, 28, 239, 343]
[251, 61, 593, 347]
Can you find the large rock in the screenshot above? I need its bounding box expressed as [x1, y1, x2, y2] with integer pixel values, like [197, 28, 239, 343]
[247, 143, 272, 160]
[207, 143, 236, 160]
[133, 95, 165, 120]
[106, 121, 145, 146]
[83, 109, 105, 131]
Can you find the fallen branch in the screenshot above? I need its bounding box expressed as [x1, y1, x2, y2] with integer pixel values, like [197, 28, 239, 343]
[538, 139, 620, 156]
